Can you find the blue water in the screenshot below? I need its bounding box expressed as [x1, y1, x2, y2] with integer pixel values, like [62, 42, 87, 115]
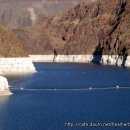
[0, 63, 130, 130]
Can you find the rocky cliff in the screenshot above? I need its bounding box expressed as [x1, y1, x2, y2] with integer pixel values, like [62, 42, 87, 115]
[16, 0, 130, 54]
[15, 0, 130, 66]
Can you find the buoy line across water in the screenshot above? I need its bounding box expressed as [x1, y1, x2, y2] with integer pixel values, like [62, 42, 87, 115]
[10, 86, 130, 92]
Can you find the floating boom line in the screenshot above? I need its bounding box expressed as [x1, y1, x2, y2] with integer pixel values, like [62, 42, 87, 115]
[10, 86, 130, 92]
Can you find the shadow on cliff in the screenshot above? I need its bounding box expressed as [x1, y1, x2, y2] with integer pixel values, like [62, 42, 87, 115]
[121, 47, 128, 66]
[92, 44, 103, 64]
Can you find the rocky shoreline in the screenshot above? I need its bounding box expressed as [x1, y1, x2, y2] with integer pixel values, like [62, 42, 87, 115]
[0, 57, 36, 75]
[0, 57, 36, 96]
[29, 55, 130, 67]
[0, 53, 129, 96]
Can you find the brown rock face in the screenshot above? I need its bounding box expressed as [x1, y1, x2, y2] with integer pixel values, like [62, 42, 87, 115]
[16, 0, 130, 56]
[0, 26, 28, 57]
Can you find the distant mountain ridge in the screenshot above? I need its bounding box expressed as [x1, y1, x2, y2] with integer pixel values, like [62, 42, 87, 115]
[0, 0, 92, 29]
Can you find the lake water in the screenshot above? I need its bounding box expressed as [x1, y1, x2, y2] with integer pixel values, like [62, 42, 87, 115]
[0, 63, 130, 130]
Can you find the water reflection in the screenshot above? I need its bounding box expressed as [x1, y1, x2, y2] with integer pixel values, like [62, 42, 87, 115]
[0, 95, 12, 130]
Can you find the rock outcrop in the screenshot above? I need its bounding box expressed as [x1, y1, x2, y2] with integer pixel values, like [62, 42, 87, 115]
[0, 76, 12, 96]
[0, 58, 36, 75]
[16, 0, 130, 66]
